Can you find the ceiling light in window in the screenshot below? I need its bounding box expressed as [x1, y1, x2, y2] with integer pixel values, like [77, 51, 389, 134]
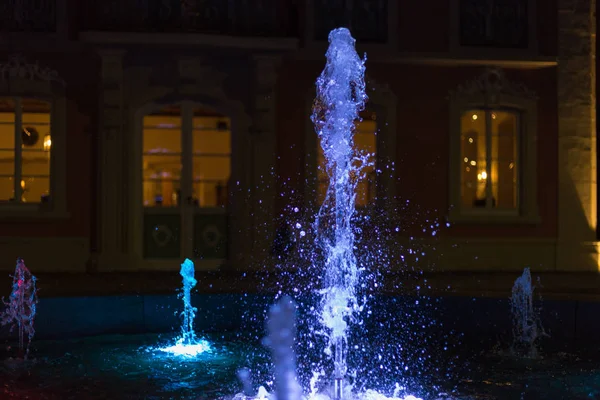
[43, 134, 51, 151]
[468, 138, 473, 143]
[470, 160, 476, 166]
[463, 157, 468, 163]
[471, 114, 478, 120]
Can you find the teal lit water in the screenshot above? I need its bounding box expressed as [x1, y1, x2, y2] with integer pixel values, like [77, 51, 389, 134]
[0, 333, 270, 400]
[1, 333, 600, 399]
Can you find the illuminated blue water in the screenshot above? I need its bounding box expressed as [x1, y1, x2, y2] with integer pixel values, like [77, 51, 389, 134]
[310, 26, 368, 392]
[160, 259, 212, 357]
[1, 331, 600, 399]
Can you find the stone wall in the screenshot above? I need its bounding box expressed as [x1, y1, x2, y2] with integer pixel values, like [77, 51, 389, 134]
[557, 0, 598, 270]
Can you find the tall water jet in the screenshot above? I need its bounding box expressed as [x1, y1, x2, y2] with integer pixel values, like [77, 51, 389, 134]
[311, 27, 367, 396]
[0, 258, 38, 359]
[160, 258, 211, 357]
[510, 267, 544, 357]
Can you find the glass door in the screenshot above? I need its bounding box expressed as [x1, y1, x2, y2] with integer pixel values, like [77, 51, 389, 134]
[141, 102, 230, 263]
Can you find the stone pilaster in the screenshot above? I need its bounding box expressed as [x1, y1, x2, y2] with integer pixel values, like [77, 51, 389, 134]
[557, 0, 598, 270]
[249, 55, 281, 266]
[98, 50, 127, 270]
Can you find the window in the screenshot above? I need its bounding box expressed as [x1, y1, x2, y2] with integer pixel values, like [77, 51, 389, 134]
[449, 68, 538, 223]
[316, 111, 377, 207]
[0, 98, 51, 204]
[312, 0, 389, 43]
[458, 0, 529, 49]
[460, 109, 518, 210]
[140, 102, 232, 261]
[142, 105, 231, 208]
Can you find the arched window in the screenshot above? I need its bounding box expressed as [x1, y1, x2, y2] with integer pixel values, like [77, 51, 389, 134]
[0, 98, 52, 203]
[0, 55, 66, 217]
[449, 68, 539, 223]
[140, 102, 231, 261]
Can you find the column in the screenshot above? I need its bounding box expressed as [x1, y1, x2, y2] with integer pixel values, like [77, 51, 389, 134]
[97, 49, 127, 270]
[250, 55, 281, 266]
[556, 0, 598, 270]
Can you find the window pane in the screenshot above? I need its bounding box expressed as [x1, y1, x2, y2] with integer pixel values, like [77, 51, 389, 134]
[22, 148, 50, 177]
[0, 150, 14, 175]
[143, 105, 182, 207]
[21, 100, 51, 203]
[0, 176, 13, 201]
[143, 178, 180, 207]
[192, 156, 230, 207]
[491, 111, 518, 209]
[22, 176, 50, 203]
[192, 108, 231, 208]
[460, 110, 487, 208]
[0, 98, 15, 150]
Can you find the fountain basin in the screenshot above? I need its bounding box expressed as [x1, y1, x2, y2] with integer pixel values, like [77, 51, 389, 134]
[0, 293, 600, 399]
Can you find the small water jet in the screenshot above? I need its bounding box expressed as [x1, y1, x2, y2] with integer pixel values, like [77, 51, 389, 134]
[510, 267, 545, 357]
[0, 258, 38, 359]
[263, 296, 302, 400]
[159, 258, 211, 357]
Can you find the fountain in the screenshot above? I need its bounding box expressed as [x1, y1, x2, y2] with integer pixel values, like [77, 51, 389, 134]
[510, 267, 545, 357]
[263, 296, 302, 400]
[233, 28, 425, 400]
[0, 258, 38, 359]
[159, 258, 211, 357]
[311, 27, 367, 397]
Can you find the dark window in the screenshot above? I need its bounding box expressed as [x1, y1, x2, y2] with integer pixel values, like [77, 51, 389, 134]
[459, 0, 529, 49]
[314, 0, 388, 43]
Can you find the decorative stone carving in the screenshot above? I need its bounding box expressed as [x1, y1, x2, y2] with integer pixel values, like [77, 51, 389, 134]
[177, 57, 228, 98]
[0, 55, 64, 86]
[450, 68, 537, 102]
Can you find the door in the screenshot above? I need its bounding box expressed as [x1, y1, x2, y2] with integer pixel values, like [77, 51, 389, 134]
[141, 101, 230, 267]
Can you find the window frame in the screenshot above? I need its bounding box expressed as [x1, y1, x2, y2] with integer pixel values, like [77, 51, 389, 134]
[0, 55, 67, 219]
[448, 68, 539, 224]
[141, 105, 232, 210]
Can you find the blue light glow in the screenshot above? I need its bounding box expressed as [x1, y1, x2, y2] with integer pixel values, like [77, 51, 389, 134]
[159, 337, 212, 358]
[158, 258, 212, 358]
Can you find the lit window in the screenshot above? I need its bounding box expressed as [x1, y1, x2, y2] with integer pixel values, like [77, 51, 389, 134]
[449, 68, 539, 223]
[317, 111, 377, 207]
[192, 108, 231, 208]
[0, 98, 51, 204]
[142, 105, 231, 208]
[460, 109, 518, 210]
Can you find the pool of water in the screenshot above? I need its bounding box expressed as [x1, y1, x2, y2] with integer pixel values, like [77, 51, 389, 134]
[0, 333, 271, 400]
[1, 332, 600, 399]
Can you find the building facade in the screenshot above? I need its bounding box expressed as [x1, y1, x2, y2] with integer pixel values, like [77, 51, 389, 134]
[0, 0, 596, 281]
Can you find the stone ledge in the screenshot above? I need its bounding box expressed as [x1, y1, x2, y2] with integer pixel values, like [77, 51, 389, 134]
[2, 270, 600, 301]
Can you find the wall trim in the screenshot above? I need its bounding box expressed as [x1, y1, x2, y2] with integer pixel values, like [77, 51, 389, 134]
[0, 237, 88, 272]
